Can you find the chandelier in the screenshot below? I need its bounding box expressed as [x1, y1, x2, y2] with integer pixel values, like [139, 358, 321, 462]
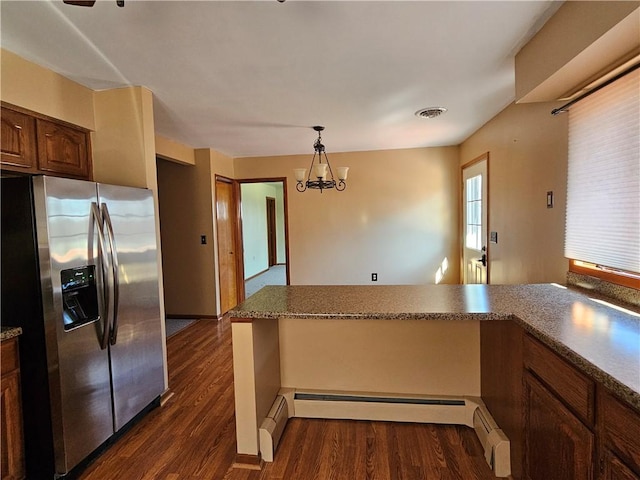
[294, 126, 348, 193]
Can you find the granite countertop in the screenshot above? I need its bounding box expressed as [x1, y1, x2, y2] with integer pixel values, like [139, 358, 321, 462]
[230, 284, 640, 410]
[0, 326, 22, 341]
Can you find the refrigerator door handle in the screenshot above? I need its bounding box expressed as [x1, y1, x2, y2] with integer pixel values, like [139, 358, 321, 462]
[101, 203, 121, 345]
[90, 202, 111, 350]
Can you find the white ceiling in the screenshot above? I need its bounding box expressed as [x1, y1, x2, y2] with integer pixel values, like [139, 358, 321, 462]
[1, 0, 562, 158]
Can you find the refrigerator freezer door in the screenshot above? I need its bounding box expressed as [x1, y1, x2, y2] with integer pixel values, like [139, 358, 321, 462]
[98, 183, 164, 431]
[32, 176, 113, 475]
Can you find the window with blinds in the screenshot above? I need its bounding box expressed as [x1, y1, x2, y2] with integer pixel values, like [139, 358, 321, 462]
[565, 68, 639, 276]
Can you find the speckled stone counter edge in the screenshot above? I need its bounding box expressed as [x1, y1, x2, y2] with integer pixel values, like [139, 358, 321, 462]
[0, 326, 22, 341]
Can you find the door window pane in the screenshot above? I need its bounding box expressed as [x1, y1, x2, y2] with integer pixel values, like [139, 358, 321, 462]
[465, 175, 482, 250]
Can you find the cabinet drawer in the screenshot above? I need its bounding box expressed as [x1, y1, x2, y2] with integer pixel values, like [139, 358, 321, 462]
[600, 389, 640, 475]
[524, 335, 594, 425]
[1, 338, 19, 376]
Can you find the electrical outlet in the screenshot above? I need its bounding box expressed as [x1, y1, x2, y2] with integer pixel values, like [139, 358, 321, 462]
[371, 273, 378, 282]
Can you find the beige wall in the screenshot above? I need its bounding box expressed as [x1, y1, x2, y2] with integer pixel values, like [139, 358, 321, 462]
[1, 49, 95, 130]
[156, 146, 234, 317]
[460, 101, 568, 285]
[157, 152, 217, 316]
[279, 318, 480, 396]
[235, 147, 460, 285]
[156, 134, 196, 166]
[210, 148, 235, 179]
[92, 87, 157, 189]
[515, 2, 640, 103]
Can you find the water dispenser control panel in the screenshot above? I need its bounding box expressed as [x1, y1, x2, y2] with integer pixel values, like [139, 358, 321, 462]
[61, 265, 99, 331]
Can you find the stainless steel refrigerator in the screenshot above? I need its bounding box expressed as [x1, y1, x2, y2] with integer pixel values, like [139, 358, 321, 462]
[1, 175, 165, 478]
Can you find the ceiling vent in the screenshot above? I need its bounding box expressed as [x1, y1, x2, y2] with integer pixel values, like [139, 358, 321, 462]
[415, 107, 447, 119]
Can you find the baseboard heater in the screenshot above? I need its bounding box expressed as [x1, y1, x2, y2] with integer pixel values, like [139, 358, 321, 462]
[259, 394, 290, 462]
[259, 390, 510, 477]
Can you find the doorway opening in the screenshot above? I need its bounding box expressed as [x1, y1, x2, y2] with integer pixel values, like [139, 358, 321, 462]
[238, 179, 290, 298]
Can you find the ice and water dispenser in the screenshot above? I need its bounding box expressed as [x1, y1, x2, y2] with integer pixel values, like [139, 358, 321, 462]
[61, 266, 99, 330]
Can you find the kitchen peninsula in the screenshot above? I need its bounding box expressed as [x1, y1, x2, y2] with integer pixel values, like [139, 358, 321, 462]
[229, 284, 640, 478]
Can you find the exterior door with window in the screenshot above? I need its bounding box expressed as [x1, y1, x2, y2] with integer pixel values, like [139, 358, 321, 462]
[462, 156, 488, 284]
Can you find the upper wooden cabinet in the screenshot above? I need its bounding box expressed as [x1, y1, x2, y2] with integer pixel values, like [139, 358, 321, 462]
[1, 108, 38, 172]
[1, 104, 92, 180]
[36, 119, 90, 178]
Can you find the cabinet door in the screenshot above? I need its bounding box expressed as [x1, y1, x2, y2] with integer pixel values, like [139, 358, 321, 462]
[524, 372, 594, 480]
[1, 108, 37, 172]
[0, 370, 25, 480]
[36, 119, 90, 178]
[599, 388, 640, 478]
[605, 451, 640, 480]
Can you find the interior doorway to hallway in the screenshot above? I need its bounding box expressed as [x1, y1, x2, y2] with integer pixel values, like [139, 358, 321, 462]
[238, 179, 290, 299]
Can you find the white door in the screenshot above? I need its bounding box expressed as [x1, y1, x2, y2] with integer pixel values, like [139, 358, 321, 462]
[462, 156, 488, 284]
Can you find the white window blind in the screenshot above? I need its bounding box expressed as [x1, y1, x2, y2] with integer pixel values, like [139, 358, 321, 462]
[565, 68, 640, 274]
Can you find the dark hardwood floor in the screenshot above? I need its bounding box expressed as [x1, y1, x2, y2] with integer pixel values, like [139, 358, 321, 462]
[78, 317, 495, 480]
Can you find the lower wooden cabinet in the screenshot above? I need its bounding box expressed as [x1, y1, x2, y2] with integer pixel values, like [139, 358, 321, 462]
[599, 388, 640, 479]
[604, 451, 640, 480]
[483, 326, 640, 480]
[524, 371, 595, 480]
[0, 337, 25, 480]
